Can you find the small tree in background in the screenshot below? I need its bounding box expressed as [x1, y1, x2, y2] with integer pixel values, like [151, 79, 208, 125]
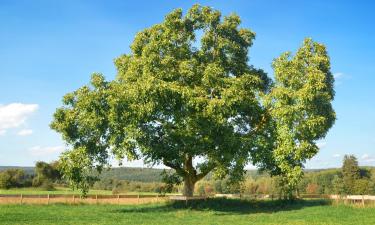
[0, 171, 12, 189]
[33, 161, 61, 189]
[342, 155, 360, 194]
[332, 175, 345, 195]
[0, 169, 28, 189]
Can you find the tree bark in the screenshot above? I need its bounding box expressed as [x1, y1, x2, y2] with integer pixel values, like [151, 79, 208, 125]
[183, 176, 196, 197]
[180, 155, 216, 197]
[182, 155, 196, 197]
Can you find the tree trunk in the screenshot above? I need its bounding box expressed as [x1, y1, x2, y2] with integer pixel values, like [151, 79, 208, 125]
[183, 176, 196, 197]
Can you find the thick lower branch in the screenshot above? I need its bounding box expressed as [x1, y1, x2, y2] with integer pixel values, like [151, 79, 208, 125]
[163, 160, 186, 176]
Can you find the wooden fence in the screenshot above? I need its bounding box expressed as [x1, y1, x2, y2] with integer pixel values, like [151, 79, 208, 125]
[0, 194, 168, 205]
[2, 193, 375, 205]
[216, 193, 375, 204]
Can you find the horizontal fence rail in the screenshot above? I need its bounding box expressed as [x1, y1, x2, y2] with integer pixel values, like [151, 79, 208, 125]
[0, 194, 168, 205]
[1, 193, 375, 205]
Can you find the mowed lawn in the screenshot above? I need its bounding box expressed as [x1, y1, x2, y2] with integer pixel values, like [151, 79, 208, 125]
[1, 199, 375, 225]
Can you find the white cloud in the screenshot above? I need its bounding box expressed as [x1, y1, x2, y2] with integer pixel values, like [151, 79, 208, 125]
[333, 154, 341, 158]
[17, 129, 33, 136]
[28, 145, 64, 156]
[0, 103, 38, 134]
[361, 154, 375, 163]
[0, 130, 6, 136]
[333, 72, 344, 79]
[316, 141, 327, 149]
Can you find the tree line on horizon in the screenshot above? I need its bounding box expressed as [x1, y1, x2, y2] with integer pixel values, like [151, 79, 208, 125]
[1, 155, 374, 197]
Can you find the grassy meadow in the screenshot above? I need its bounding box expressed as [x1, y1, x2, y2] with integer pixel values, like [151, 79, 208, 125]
[1, 199, 375, 225]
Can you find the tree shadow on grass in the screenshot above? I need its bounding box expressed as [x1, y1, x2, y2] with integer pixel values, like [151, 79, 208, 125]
[114, 198, 331, 215]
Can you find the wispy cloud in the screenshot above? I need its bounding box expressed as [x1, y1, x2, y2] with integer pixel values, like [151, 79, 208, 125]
[28, 145, 64, 156]
[361, 154, 375, 163]
[333, 154, 341, 158]
[316, 141, 327, 149]
[0, 103, 38, 135]
[333, 72, 344, 79]
[17, 129, 33, 136]
[333, 72, 350, 86]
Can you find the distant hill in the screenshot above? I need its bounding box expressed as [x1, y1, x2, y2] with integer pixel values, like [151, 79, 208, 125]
[0, 166, 167, 182]
[0, 166, 34, 175]
[2, 166, 372, 183]
[98, 167, 167, 182]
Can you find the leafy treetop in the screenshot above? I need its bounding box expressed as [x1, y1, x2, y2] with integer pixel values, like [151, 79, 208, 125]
[51, 5, 335, 196]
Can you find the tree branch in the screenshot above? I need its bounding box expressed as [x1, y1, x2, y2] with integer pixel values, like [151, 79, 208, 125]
[163, 159, 186, 176]
[196, 162, 216, 181]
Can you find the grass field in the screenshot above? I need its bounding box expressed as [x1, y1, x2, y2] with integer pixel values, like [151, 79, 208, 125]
[1, 199, 375, 225]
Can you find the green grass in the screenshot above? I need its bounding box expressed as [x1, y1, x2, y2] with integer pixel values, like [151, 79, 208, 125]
[1, 199, 374, 225]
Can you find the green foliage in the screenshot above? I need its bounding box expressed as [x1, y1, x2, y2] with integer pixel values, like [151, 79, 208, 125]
[264, 38, 335, 192]
[33, 161, 61, 188]
[0, 169, 31, 189]
[98, 167, 167, 182]
[0, 172, 12, 189]
[161, 170, 182, 194]
[342, 155, 360, 194]
[354, 179, 372, 195]
[332, 175, 345, 195]
[92, 178, 170, 194]
[51, 5, 335, 196]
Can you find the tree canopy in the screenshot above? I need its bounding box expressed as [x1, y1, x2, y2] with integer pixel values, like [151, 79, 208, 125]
[51, 5, 335, 196]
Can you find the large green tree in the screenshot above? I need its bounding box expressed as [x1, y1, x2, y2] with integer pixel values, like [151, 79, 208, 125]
[51, 5, 335, 196]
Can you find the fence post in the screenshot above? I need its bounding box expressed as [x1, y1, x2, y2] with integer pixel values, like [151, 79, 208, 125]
[117, 194, 120, 205]
[362, 195, 365, 207]
[47, 194, 50, 205]
[73, 195, 75, 204]
[156, 194, 159, 203]
[137, 194, 140, 204]
[96, 194, 98, 204]
[20, 194, 23, 205]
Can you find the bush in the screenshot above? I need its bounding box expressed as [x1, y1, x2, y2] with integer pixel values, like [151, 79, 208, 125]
[0, 172, 12, 189]
[306, 183, 319, 194]
[0, 169, 31, 189]
[354, 179, 372, 195]
[39, 181, 55, 191]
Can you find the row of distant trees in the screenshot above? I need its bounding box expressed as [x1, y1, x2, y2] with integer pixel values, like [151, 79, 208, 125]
[193, 155, 375, 197]
[0, 161, 61, 190]
[1, 155, 374, 197]
[85, 155, 375, 197]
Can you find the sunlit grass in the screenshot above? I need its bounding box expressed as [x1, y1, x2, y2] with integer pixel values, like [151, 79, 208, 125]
[0, 199, 375, 225]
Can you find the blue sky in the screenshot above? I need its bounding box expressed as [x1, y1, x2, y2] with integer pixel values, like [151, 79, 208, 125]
[0, 0, 374, 168]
